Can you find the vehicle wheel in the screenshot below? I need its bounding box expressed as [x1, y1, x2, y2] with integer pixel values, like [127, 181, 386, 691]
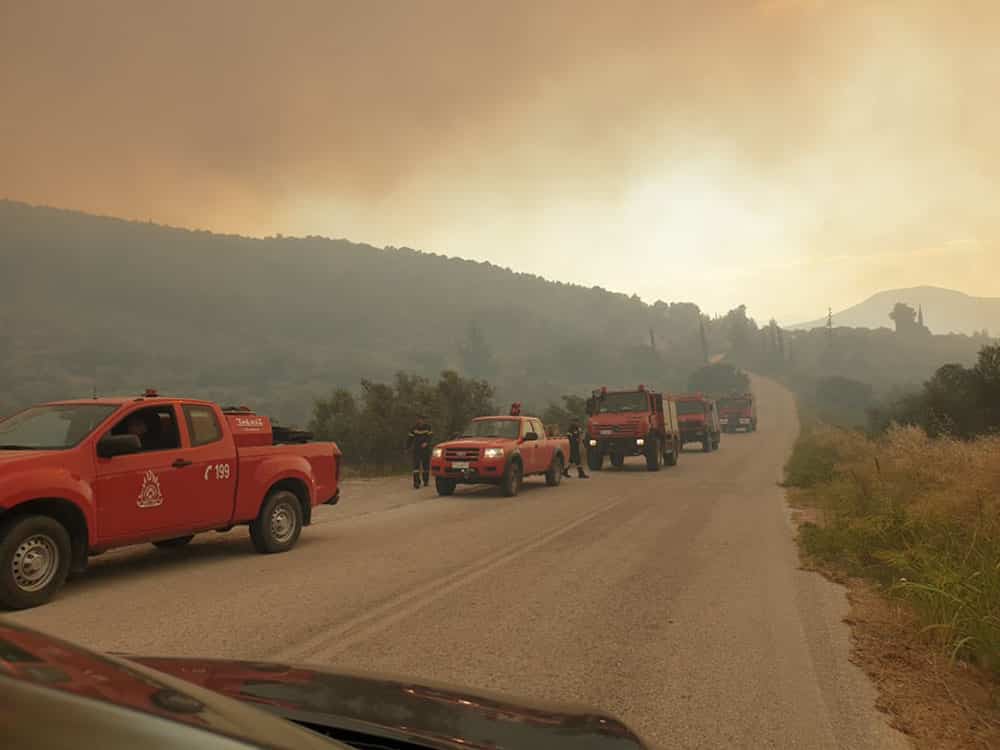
[702, 438, 711, 453]
[501, 460, 523, 497]
[435, 477, 457, 496]
[0, 515, 72, 610]
[250, 490, 303, 554]
[587, 449, 604, 471]
[713, 436, 721, 450]
[645, 437, 661, 472]
[610, 453, 625, 468]
[545, 455, 563, 486]
[153, 535, 195, 549]
[665, 439, 678, 466]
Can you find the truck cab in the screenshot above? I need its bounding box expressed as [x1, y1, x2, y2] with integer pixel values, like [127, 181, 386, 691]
[673, 393, 721, 453]
[718, 392, 757, 433]
[585, 386, 680, 471]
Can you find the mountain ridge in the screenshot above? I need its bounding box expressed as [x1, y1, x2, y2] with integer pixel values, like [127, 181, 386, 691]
[788, 286, 1000, 335]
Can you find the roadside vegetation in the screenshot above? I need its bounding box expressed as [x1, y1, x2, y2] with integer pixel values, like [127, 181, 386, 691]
[784, 345, 1000, 679]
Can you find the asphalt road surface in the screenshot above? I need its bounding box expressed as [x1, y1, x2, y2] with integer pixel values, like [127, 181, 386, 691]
[8, 377, 909, 749]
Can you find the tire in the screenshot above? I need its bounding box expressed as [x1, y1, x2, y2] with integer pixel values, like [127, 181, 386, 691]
[0, 515, 72, 610]
[435, 477, 457, 496]
[250, 490, 303, 554]
[545, 455, 564, 486]
[702, 438, 711, 453]
[645, 437, 661, 472]
[665, 438, 679, 466]
[153, 535, 195, 549]
[587, 449, 604, 471]
[610, 454, 625, 468]
[501, 460, 523, 497]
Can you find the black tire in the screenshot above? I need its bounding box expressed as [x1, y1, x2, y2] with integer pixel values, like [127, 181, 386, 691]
[153, 535, 195, 549]
[250, 490, 303, 554]
[587, 449, 604, 471]
[610, 453, 625, 468]
[702, 438, 711, 453]
[0, 515, 72, 610]
[645, 437, 661, 472]
[501, 459, 523, 497]
[545, 454, 564, 486]
[665, 438, 679, 466]
[435, 477, 457, 496]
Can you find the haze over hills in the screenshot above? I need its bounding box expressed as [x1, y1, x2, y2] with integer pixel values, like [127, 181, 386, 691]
[789, 287, 1000, 335]
[1, 201, 991, 427]
[0, 201, 710, 423]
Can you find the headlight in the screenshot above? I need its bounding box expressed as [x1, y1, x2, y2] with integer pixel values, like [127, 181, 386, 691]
[432, 447, 443, 458]
[483, 447, 504, 459]
[588, 439, 598, 447]
[636, 438, 645, 446]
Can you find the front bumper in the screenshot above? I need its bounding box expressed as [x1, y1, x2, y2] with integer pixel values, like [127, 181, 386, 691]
[587, 436, 646, 455]
[431, 457, 506, 483]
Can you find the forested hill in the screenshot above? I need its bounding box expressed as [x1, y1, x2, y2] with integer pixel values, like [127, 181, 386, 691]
[0, 201, 709, 423]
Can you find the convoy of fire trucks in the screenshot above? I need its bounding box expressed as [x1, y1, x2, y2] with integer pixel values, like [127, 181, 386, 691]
[0, 382, 755, 610]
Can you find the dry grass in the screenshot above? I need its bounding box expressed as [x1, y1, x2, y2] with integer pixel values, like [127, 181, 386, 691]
[786, 425, 1000, 677]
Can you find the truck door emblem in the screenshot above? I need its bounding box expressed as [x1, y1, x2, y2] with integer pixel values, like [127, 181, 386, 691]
[138, 470, 165, 508]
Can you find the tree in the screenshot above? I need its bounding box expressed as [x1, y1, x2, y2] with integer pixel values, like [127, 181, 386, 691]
[889, 303, 918, 334]
[687, 363, 750, 396]
[459, 324, 496, 379]
[541, 394, 589, 433]
[309, 388, 360, 461]
[698, 317, 709, 364]
[814, 376, 873, 428]
[437, 369, 496, 440]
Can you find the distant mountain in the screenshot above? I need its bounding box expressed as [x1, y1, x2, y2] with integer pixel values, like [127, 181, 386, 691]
[788, 286, 1000, 335]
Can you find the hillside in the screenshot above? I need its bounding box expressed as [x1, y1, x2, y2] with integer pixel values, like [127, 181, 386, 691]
[0, 201, 708, 423]
[789, 286, 1000, 335]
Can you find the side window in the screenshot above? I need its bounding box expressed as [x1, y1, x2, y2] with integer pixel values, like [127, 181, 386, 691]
[531, 419, 544, 437]
[107, 405, 181, 453]
[183, 405, 222, 447]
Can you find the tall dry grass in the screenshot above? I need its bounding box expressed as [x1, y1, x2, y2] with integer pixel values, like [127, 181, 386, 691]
[786, 425, 1000, 676]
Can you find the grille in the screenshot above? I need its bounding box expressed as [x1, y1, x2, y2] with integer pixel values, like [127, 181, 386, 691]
[444, 447, 481, 461]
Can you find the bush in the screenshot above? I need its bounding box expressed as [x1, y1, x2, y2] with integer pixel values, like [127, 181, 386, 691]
[787, 426, 1000, 676]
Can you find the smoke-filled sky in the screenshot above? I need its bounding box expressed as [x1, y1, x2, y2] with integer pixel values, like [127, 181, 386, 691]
[3, 1, 1000, 322]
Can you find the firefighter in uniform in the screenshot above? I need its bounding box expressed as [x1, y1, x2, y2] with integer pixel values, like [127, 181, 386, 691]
[562, 417, 589, 479]
[407, 415, 433, 489]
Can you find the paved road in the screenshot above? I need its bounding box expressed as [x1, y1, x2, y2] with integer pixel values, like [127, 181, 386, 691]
[8, 377, 908, 749]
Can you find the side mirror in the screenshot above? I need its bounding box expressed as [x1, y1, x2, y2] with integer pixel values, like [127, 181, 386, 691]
[523, 432, 539, 442]
[98, 434, 142, 458]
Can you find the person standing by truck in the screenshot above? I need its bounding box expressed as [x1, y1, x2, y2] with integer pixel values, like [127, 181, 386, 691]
[407, 415, 434, 489]
[562, 418, 589, 479]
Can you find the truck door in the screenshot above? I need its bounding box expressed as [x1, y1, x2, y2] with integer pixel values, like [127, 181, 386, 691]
[519, 419, 540, 474]
[179, 404, 237, 529]
[93, 403, 197, 544]
[531, 418, 550, 472]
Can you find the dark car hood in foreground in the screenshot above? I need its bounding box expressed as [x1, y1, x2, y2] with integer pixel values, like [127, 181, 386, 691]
[130, 656, 650, 750]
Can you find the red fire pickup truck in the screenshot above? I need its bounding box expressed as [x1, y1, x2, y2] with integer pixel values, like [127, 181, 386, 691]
[429, 407, 570, 497]
[0, 391, 341, 610]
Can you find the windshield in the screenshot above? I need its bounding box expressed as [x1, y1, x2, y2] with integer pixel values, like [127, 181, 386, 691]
[719, 398, 750, 411]
[595, 392, 649, 414]
[461, 419, 520, 439]
[0, 404, 119, 450]
[675, 400, 706, 416]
